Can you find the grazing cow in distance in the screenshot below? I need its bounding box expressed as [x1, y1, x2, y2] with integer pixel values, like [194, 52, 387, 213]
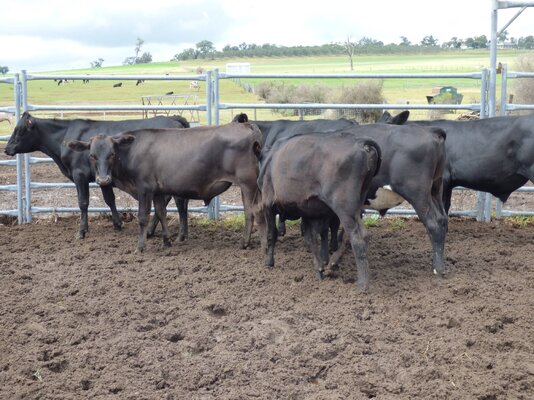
[0, 111, 13, 125]
[4, 112, 190, 239]
[66, 122, 263, 253]
[57, 79, 70, 86]
[257, 132, 381, 290]
[165, 91, 174, 95]
[190, 81, 200, 91]
[83, 79, 89, 84]
[113, 82, 122, 88]
[136, 79, 145, 86]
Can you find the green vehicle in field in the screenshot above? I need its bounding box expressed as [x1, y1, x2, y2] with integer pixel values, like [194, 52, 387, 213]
[426, 86, 464, 104]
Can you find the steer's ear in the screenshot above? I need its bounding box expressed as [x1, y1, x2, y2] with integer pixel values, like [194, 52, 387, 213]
[233, 113, 248, 123]
[65, 140, 91, 152]
[253, 140, 262, 158]
[112, 134, 135, 146]
[389, 110, 410, 125]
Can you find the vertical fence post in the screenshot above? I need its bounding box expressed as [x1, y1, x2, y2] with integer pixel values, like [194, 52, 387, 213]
[207, 69, 220, 219]
[21, 70, 33, 223]
[13, 74, 24, 224]
[496, 64, 509, 218]
[476, 68, 490, 221]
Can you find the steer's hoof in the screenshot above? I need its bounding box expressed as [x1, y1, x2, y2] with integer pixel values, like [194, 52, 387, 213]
[113, 222, 123, 231]
[77, 231, 87, 240]
[315, 270, 325, 280]
[357, 280, 369, 292]
[178, 234, 186, 242]
[135, 248, 144, 255]
[163, 239, 172, 248]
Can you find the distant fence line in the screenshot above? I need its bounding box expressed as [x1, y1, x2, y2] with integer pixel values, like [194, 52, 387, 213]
[1, 67, 533, 224]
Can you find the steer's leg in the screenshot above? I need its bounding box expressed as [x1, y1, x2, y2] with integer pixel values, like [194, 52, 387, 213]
[410, 187, 448, 276]
[136, 191, 153, 254]
[147, 195, 170, 238]
[176, 197, 189, 242]
[153, 195, 171, 248]
[264, 206, 278, 267]
[277, 212, 287, 236]
[239, 185, 259, 249]
[329, 216, 341, 253]
[329, 227, 347, 267]
[74, 178, 90, 239]
[302, 218, 329, 280]
[100, 185, 123, 231]
[340, 214, 370, 291]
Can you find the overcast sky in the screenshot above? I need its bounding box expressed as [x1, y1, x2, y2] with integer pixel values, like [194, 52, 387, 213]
[1, 0, 533, 72]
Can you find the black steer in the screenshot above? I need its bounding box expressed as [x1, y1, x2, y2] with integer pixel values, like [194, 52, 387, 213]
[397, 114, 534, 214]
[257, 132, 381, 290]
[67, 122, 263, 253]
[4, 112, 190, 239]
[251, 117, 447, 276]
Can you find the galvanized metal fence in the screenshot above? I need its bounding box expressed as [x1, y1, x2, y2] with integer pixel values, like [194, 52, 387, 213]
[1, 67, 533, 222]
[211, 68, 493, 220]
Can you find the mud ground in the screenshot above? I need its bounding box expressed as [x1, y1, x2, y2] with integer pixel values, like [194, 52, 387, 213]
[1, 212, 533, 400]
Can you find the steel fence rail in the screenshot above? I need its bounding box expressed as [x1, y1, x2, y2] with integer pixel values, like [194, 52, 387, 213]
[213, 68, 492, 220]
[3, 66, 533, 223]
[16, 70, 213, 223]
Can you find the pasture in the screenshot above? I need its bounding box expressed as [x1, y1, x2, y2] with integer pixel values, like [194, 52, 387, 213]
[0, 49, 531, 136]
[1, 50, 534, 398]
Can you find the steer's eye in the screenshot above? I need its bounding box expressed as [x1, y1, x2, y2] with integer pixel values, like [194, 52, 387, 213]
[89, 154, 96, 160]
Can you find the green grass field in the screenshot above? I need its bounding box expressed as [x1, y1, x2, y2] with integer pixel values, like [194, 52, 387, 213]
[0, 49, 532, 136]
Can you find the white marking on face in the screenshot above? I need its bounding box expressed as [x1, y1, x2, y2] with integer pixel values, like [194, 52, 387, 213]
[366, 185, 405, 211]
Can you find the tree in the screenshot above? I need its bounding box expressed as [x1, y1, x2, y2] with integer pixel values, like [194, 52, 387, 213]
[0, 66, 8, 75]
[137, 52, 152, 64]
[464, 35, 488, 49]
[498, 30, 509, 43]
[421, 35, 439, 47]
[399, 36, 411, 46]
[344, 36, 356, 71]
[196, 40, 216, 58]
[90, 58, 104, 68]
[172, 48, 198, 61]
[134, 37, 144, 59]
[123, 37, 152, 65]
[518, 35, 534, 49]
[443, 37, 463, 49]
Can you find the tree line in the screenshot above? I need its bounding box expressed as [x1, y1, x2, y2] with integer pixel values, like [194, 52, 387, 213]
[172, 34, 534, 61]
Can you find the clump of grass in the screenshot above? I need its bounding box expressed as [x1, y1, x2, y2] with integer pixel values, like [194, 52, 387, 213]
[388, 217, 406, 231]
[192, 214, 245, 231]
[363, 214, 380, 228]
[506, 215, 534, 228]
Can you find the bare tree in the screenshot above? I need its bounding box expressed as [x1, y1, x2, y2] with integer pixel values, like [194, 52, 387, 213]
[344, 36, 356, 71]
[134, 37, 144, 58]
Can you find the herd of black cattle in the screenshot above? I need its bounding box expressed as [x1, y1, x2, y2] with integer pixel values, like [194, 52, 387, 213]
[4, 110, 534, 289]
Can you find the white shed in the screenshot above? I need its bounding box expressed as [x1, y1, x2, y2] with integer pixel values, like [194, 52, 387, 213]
[225, 63, 251, 74]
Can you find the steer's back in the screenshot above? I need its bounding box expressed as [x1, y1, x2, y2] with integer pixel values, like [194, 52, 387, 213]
[115, 122, 262, 198]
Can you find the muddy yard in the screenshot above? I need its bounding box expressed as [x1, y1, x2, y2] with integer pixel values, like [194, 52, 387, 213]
[1, 139, 534, 399]
[1, 210, 534, 399]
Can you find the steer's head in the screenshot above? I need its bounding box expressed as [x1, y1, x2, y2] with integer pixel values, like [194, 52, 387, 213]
[4, 112, 38, 156]
[66, 133, 135, 186]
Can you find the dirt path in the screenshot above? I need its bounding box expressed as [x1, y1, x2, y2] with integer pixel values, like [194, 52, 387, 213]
[1, 215, 533, 399]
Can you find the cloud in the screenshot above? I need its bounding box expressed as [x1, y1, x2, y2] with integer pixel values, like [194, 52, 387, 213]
[2, 0, 533, 72]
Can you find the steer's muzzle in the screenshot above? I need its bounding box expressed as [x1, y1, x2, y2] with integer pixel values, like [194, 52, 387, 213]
[4, 146, 16, 156]
[95, 175, 112, 186]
